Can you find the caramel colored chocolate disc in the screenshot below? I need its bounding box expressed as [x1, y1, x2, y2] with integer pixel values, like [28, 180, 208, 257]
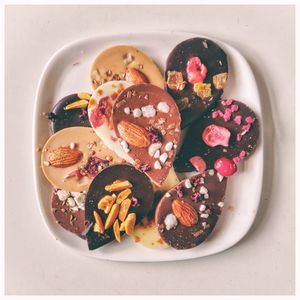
[41, 127, 123, 192]
[90, 45, 164, 90]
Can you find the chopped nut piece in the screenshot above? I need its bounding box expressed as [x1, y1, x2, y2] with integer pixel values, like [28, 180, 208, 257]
[77, 92, 91, 100]
[64, 99, 89, 110]
[113, 219, 121, 242]
[97, 194, 116, 214]
[116, 188, 132, 204]
[124, 213, 136, 235]
[105, 180, 132, 192]
[119, 198, 132, 222]
[93, 211, 105, 234]
[193, 83, 212, 99]
[167, 71, 186, 91]
[104, 203, 119, 229]
[213, 72, 228, 89]
[123, 52, 134, 65]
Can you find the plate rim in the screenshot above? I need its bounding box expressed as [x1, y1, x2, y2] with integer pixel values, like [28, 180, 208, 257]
[32, 30, 264, 262]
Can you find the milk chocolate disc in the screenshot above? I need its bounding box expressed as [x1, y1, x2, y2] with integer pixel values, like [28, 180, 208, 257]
[51, 190, 86, 235]
[155, 171, 227, 249]
[90, 45, 164, 90]
[165, 37, 228, 128]
[174, 99, 259, 172]
[88, 81, 133, 162]
[49, 93, 91, 133]
[112, 84, 181, 186]
[41, 127, 123, 192]
[85, 164, 154, 250]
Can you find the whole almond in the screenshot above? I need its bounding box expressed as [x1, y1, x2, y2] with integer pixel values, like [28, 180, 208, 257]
[171, 199, 198, 227]
[117, 120, 150, 148]
[125, 67, 149, 84]
[48, 147, 82, 168]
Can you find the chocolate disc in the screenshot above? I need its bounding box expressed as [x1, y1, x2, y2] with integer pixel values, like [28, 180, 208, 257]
[112, 84, 181, 186]
[165, 37, 228, 128]
[90, 45, 164, 90]
[51, 190, 86, 235]
[41, 127, 123, 192]
[49, 93, 91, 133]
[155, 170, 227, 249]
[85, 164, 154, 250]
[174, 99, 259, 172]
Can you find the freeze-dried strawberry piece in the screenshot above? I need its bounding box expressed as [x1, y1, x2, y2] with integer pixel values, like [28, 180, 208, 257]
[202, 124, 231, 147]
[186, 57, 207, 84]
[189, 156, 207, 173]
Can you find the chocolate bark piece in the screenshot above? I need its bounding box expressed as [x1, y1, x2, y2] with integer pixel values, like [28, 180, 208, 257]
[112, 84, 181, 186]
[85, 164, 154, 250]
[51, 191, 86, 235]
[174, 99, 259, 172]
[49, 93, 91, 133]
[155, 171, 227, 249]
[165, 37, 228, 128]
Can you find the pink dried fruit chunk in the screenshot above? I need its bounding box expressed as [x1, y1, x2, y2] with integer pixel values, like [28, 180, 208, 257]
[214, 157, 237, 177]
[186, 57, 207, 84]
[202, 124, 231, 147]
[189, 156, 207, 173]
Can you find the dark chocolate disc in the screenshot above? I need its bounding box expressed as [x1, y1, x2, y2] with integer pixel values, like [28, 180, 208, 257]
[49, 93, 91, 133]
[155, 170, 227, 249]
[51, 190, 86, 235]
[174, 99, 259, 172]
[112, 83, 181, 186]
[85, 164, 154, 250]
[165, 37, 228, 128]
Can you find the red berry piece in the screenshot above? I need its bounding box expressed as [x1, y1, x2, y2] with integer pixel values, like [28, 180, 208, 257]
[214, 157, 237, 177]
[186, 57, 207, 84]
[202, 124, 231, 147]
[189, 156, 207, 173]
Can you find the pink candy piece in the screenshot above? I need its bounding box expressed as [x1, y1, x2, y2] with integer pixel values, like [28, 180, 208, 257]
[214, 157, 237, 177]
[236, 133, 242, 142]
[218, 110, 224, 117]
[223, 108, 232, 122]
[234, 115, 242, 125]
[212, 111, 219, 119]
[231, 104, 239, 112]
[202, 124, 231, 147]
[221, 100, 226, 106]
[232, 157, 241, 165]
[239, 150, 246, 159]
[242, 123, 251, 135]
[225, 99, 233, 105]
[245, 116, 255, 123]
[186, 57, 207, 84]
[189, 156, 207, 173]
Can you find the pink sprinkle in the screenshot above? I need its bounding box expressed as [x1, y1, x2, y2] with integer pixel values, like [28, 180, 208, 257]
[225, 99, 233, 106]
[245, 116, 255, 123]
[234, 115, 242, 125]
[232, 157, 241, 164]
[239, 150, 246, 159]
[223, 108, 232, 122]
[237, 133, 242, 141]
[212, 111, 218, 118]
[231, 104, 239, 112]
[221, 100, 226, 106]
[218, 110, 224, 117]
[242, 124, 251, 134]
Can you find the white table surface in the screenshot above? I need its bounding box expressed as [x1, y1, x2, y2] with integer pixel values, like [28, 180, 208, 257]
[5, 5, 295, 295]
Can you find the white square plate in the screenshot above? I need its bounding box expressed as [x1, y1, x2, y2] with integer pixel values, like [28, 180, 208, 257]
[33, 31, 263, 262]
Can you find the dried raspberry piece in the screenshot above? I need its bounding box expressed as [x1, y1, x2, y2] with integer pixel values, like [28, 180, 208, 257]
[186, 57, 207, 84]
[79, 108, 88, 119]
[146, 125, 163, 143]
[137, 163, 151, 173]
[83, 156, 110, 177]
[131, 197, 140, 207]
[175, 185, 184, 198]
[202, 125, 231, 147]
[64, 169, 83, 181]
[189, 156, 207, 173]
[191, 191, 202, 202]
[90, 96, 110, 128]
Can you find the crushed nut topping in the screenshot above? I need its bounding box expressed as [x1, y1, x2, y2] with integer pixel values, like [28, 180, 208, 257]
[167, 71, 186, 91]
